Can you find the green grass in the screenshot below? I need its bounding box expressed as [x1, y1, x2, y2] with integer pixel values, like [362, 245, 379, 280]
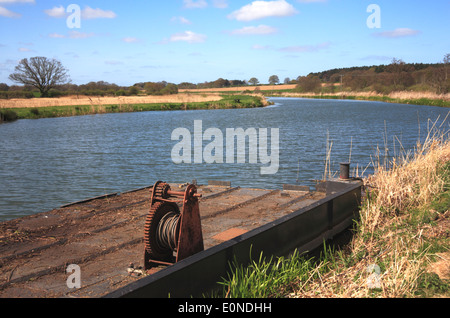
[411, 161, 450, 297]
[0, 95, 265, 122]
[0, 109, 19, 122]
[214, 241, 360, 298]
[216, 249, 321, 298]
[406, 161, 449, 227]
[364, 96, 450, 107]
[415, 272, 449, 297]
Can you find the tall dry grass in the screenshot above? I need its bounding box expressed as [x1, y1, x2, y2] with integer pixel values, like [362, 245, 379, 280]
[389, 91, 450, 101]
[281, 90, 450, 101]
[0, 93, 223, 109]
[292, 116, 450, 298]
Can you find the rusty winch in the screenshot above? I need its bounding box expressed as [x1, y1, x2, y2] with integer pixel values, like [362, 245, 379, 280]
[144, 181, 204, 270]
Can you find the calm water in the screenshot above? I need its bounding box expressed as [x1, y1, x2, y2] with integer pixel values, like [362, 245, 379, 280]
[0, 98, 449, 221]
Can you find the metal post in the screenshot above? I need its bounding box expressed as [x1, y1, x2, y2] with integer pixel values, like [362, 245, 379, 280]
[340, 162, 350, 179]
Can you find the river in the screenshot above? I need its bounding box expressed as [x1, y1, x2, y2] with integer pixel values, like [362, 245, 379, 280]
[0, 97, 448, 221]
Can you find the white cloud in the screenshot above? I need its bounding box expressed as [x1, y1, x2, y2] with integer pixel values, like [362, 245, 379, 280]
[44, 5, 65, 18]
[122, 37, 140, 43]
[297, 0, 326, 3]
[49, 33, 65, 38]
[0, 0, 35, 3]
[183, 0, 208, 9]
[212, 0, 228, 8]
[182, 0, 228, 9]
[44, 5, 117, 19]
[252, 44, 273, 50]
[48, 31, 96, 39]
[69, 31, 95, 39]
[373, 28, 421, 38]
[170, 31, 207, 43]
[171, 16, 192, 24]
[231, 25, 278, 35]
[0, 6, 20, 17]
[0, 0, 34, 18]
[279, 42, 330, 53]
[82, 6, 116, 19]
[228, 0, 298, 21]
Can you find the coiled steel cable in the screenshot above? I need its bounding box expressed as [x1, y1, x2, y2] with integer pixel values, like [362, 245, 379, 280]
[156, 211, 180, 251]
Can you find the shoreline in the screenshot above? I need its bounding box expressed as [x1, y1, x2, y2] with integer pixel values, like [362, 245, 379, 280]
[0, 94, 268, 122]
[180, 85, 450, 108]
[265, 92, 450, 108]
[1, 89, 449, 123]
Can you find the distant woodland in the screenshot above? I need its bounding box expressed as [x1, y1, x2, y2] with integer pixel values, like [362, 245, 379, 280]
[1, 55, 448, 99]
[299, 56, 450, 95]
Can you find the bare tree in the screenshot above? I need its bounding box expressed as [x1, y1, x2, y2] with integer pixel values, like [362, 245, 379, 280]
[386, 58, 414, 90]
[425, 54, 450, 94]
[296, 75, 322, 93]
[9, 57, 70, 97]
[443, 53, 450, 81]
[426, 67, 446, 94]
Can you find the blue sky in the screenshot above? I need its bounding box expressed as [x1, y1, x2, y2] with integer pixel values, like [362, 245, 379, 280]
[0, 0, 449, 86]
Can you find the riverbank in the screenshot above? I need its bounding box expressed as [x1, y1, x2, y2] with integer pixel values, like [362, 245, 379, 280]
[2, 88, 448, 123]
[179, 85, 450, 108]
[180, 85, 450, 108]
[0, 93, 223, 108]
[267, 91, 450, 108]
[0, 94, 268, 122]
[218, 127, 450, 298]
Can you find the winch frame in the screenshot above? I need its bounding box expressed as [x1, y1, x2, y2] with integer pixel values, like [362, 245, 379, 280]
[144, 181, 204, 270]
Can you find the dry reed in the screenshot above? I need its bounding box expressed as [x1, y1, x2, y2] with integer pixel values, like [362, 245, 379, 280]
[281, 90, 450, 101]
[0, 93, 223, 109]
[291, 116, 450, 298]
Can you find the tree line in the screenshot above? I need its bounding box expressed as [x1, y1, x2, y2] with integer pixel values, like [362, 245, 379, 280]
[294, 55, 450, 94]
[2, 55, 449, 99]
[179, 75, 286, 89]
[0, 79, 179, 99]
[1, 57, 181, 99]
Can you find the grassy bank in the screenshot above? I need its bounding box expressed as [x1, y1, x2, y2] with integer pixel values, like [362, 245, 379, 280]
[286, 94, 450, 107]
[0, 94, 267, 122]
[181, 86, 450, 107]
[267, 91, 450, 107]
[217, 124, 450, 298]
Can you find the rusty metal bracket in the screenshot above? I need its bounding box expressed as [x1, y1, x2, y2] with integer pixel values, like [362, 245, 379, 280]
[144, 181, 204, 270]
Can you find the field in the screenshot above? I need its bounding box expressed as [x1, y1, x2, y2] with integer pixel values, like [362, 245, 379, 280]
[179, 84, 297, 93]
[182, 85, 450, 107]
[0, 93, 223, 109]
[2, 84, 448, 109]
[1, 84, 449, 123]
[276, 90, 450, 101]
[0, 94, 268, 122]
[181, 85, 450, 105]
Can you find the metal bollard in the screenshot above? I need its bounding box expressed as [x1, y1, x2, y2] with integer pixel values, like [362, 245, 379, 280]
[340, 162, 350, 179]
